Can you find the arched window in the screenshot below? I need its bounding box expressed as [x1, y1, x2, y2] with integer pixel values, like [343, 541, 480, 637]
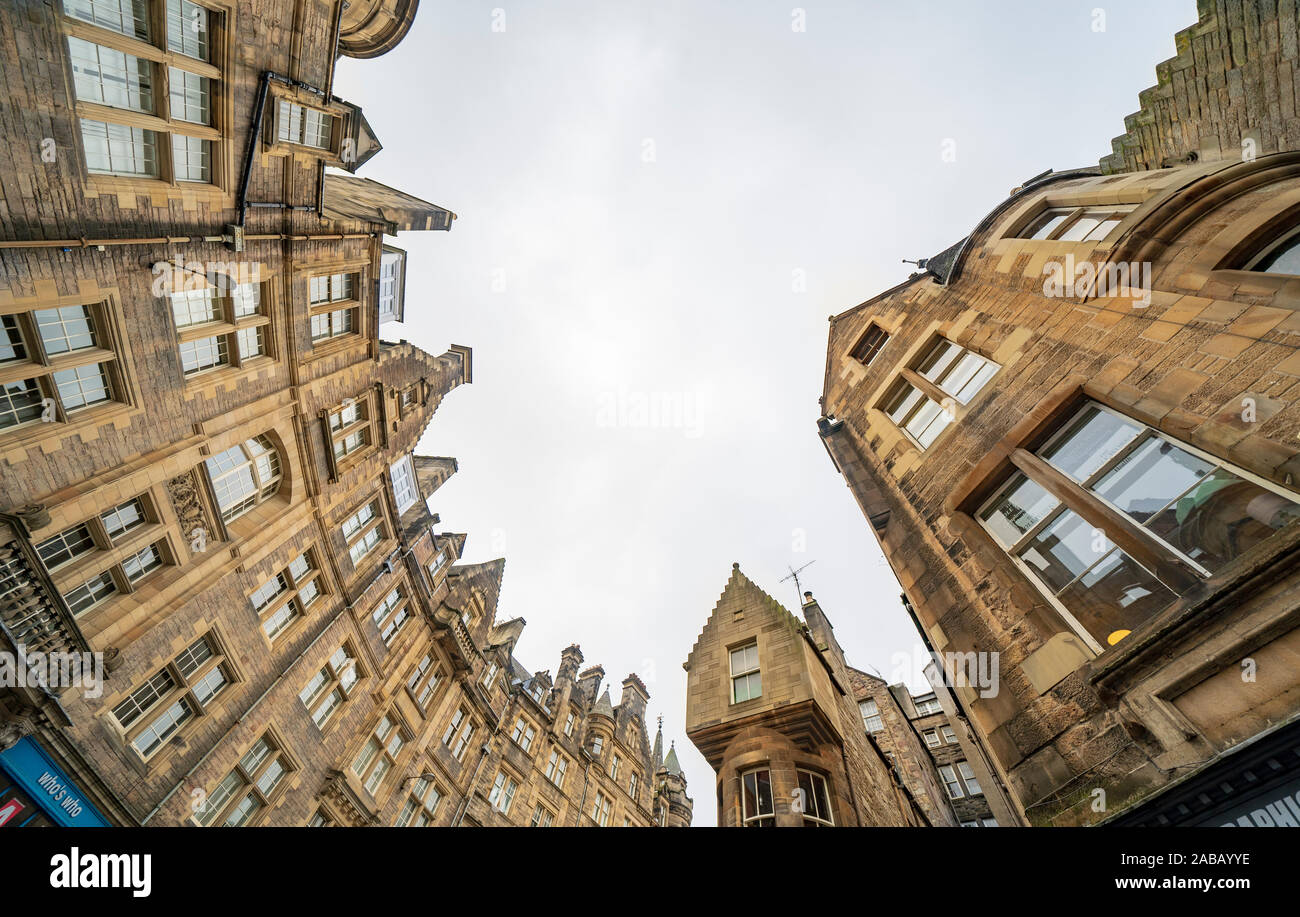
[205, 434, 281, 522]
[1248, 227, 1300, 275]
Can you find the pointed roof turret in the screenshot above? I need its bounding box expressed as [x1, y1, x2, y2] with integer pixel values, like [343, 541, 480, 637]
[592, 688, 615, 720]
[652, 715, 664, 770]
[663, 742, 683, 777]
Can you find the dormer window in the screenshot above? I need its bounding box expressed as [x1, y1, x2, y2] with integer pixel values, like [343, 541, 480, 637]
[277, 100, 334, 150]
[1018, 205, 1135, 242]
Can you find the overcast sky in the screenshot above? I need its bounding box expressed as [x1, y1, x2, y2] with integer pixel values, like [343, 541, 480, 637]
[335, 0, 1196, 826]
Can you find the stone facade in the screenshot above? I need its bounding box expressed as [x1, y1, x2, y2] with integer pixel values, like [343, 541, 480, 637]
[684, 565, 924, 826]
[819, 1, 1300, 826]
[0, 0, 689, 830]
[848, 669, 958, 827]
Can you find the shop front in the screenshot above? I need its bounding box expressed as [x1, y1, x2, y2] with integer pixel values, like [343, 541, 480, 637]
[0, 736, 110, 828]
[1109, 717, 1300, 827]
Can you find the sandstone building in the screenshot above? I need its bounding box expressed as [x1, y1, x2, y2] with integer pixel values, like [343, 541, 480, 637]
[851, 669, 1011, 826]
[819, 0, 1300, 826]
[0, 0, 689, 829]
[684, 564, 926, 826]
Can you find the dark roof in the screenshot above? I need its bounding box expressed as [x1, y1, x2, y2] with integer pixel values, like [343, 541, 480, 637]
[924, 239, 967, 285]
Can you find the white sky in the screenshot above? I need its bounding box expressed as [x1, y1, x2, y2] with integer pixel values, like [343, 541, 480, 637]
[335, 0, 1197, 826]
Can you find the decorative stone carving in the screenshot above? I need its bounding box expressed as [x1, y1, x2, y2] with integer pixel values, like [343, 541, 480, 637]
[166, 471, 214, 554]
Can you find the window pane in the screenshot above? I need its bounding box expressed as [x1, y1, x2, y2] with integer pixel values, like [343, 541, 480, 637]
[180, 335, 228, 374]
[1144, 468, 1300, 573]
[36, 523, 96, 568]
[168, 68, 210, 124]
[1094, 436, 1214, 524]
[80, 119, 159, 176]
[53, 363, 112, 410]
[1082, 216, 1123, 242]
[1256, 235, 1300, 275]
[68, 37, 153, 112]
[102, 497, 145, 539]
[1024, 210, 1069, 240]
[1058, 216, 1102, 242]
[1056, 549, 1177, 645]
[980, 473, 1059, 547]
[122, 542, 163, 582]
[64, 0, 151, 39]
[0, 315, 27, 363]
[1040, 405, 1142, 483]
[35, 306, 97, 354]
[1016, 509, 1099, 592]
[172, 135, 211, 182]
[0, 379, 45, 428]
[236, 326, 264, 359]
[167, 0, 210, 61]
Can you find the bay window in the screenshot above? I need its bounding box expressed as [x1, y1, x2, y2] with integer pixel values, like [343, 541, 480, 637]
[740, 768, 774, 826]
[796, 770, 833, 826]
[977, 401, 1300, 648]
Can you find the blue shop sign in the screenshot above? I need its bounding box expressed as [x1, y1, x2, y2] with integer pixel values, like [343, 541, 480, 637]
[0, 737, 109, 827]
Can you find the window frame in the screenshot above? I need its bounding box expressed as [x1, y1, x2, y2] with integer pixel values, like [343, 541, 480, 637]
[442, 707, 476, 763]
[341, 497, 388, 569]
[249, 548, 324, 644]
[405, 652, 442, 713]
[849, 323, 889, 366]
[879, 336, 1000, 452]
[974, 399, 1300, 652]
[510, 716, 537, 753]
[545, 750, 568, 789]
[307, 269, 362, 345]
[488, 770, 519, 815]
[61, 0, 232, 191]
[0, 297, 133, 437]
[351, 712, 411, 798]
[193, 729, 295, 827]
[395, 776, 442, 827]
[169, 271, 271, 380]
[298, 643, 361, 730]
[203, 433, 281, 524]
[325, 394, 377, 472]
[35, 491, 170, 618]
[729, 641, 761, 704]
[110, 631, 234, 762]
[858, 698, 883, 733]
[740, 767, 775, 827]
[796, 769, 834, 827]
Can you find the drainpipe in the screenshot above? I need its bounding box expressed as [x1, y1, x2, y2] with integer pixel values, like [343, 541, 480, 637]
[236, 71, 331, 228]
[235, 71, 273, 228]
